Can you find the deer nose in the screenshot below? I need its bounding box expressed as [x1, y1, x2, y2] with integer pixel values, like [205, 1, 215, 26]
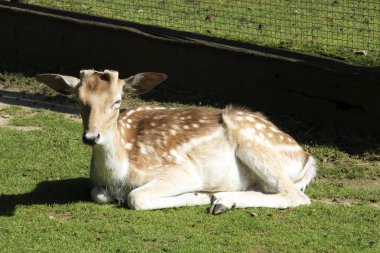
[82, 132, 100, 146]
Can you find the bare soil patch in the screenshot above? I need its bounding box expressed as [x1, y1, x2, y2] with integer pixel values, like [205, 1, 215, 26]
[340, 179, 380, 190]
[318, 178, 380, 190]
[318, 197, 361, 207]
[0, 112, 42, 131]
[317, 197, 379, 208]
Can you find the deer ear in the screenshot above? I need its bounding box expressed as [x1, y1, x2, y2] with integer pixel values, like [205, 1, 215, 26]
[123, 72, 167, 95]
[36, 74, 80, 95]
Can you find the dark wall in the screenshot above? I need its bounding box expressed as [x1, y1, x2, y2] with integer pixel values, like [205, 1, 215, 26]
[0, 4, 379, 134]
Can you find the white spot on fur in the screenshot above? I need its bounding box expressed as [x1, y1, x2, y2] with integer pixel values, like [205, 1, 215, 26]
[239, 128, 255, 140]
[126, 110, 135, 116]
[255, 135, 264, 143]
[127, 119, 132, 123]
[139, 143, 148, 154]
[199, 119, 206, 123]
[172, 125, 180, 130]
[124, 143, 133, 150]
[145, 145, 155, 153]
[255, 123, 266, 130]
[192, 123, 199, 128]
[237, 111, 244, 115]
[180, 117, 185, 120]
[187, 116, 192, 119]
[268, 132, 274, 138]
[169, 149, 182, 162]
[170, 129, 177, 136]
[126, 124, 131, 129]
[246, 116, 255, 122]
[236, 116, 244, 121]
[183, 125, 190, 130]
[270, 126, 280, 132]
[150, 122, 156, 127]
[153, 115, 166, 120]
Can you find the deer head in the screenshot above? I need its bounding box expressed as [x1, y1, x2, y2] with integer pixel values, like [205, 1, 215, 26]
[37, 70, 167, 146]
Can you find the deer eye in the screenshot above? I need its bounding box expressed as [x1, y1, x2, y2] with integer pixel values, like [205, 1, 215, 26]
[112, 99, 121, 108]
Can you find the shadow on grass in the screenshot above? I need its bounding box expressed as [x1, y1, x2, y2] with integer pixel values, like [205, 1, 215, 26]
[0, 178, 91, 216]
[0, 90, 77, 115]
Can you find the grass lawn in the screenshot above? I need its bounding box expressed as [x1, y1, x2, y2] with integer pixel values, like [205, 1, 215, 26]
[0, 71, 379, 252]
[31, 0, 380, 66]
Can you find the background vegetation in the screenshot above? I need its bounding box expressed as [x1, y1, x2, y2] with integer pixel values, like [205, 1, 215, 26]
[24, 0, 379, 66]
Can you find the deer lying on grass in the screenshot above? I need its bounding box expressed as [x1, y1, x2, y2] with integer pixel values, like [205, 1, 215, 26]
[37, 69, 316, 214]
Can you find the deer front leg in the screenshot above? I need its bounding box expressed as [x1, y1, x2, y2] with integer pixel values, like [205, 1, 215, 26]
[127, 177, 212, 210]
[91, 186, 115, 204]
[89, 160, 116, 204]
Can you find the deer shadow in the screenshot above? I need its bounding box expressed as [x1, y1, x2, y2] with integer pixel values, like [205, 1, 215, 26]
[0, 178, 91, 216]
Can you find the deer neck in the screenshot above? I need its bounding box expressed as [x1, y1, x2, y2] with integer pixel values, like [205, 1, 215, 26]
[91, 121, 129, 182]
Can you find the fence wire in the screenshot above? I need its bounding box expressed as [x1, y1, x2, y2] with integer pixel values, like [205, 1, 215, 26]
[7, 0, 380, 65]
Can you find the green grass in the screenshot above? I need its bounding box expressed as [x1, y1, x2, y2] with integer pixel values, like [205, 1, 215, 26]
[31, 0, 380, 66]
[0, 72, 380, 252]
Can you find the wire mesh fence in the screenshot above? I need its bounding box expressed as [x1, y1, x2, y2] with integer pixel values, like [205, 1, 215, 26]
[5, 0, 380, 65]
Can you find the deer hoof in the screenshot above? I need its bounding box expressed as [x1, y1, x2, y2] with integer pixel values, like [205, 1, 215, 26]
[209, 198, 236, 215]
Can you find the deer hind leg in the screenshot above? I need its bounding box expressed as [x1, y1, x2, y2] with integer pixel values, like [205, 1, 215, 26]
[127, 169, 212, 210]
[210, 185, 311, 214]
[210, 150, 311, 214]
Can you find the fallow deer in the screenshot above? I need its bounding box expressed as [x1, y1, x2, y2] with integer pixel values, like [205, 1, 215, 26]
[37, 69, 317, 214]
